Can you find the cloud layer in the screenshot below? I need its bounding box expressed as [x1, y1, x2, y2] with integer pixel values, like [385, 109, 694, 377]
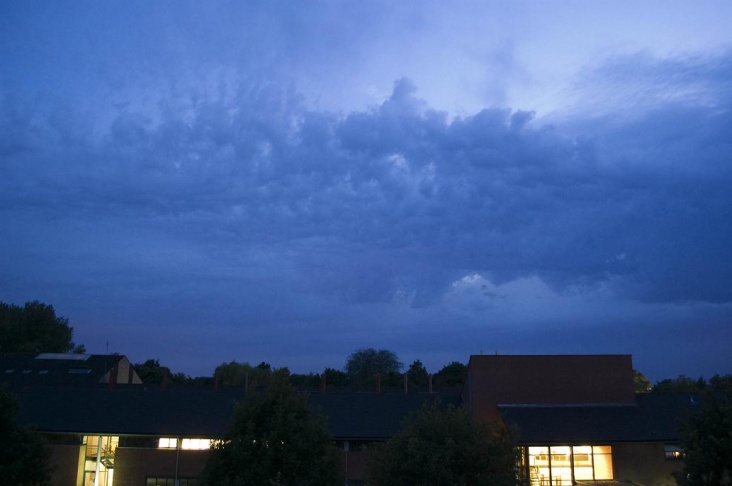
[1, 2, 731, 379]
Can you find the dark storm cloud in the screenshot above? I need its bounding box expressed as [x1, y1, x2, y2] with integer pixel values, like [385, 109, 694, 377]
[1, 0, 731, 380]
[3, 51, 732, 308]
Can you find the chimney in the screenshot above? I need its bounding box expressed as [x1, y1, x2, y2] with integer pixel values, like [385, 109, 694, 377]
[320, 372, 326, 393]
[128, 365, 134, 384]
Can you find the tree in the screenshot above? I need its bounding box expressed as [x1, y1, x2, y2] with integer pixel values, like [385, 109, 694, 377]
[0, 386, 51, 485]
[214, 361, 272, 390]
[433, 361, 467, 388]
[406, 360, 429, 390]
[675, 375, 732, 485]
[653, 375, 707, 394]
[367, 402, 520, 486]
[133, 359, 191, 385]
[202, 369, 342, 486]
[345, 348, 402, 386]
[0, 300, 84, 353]
[633, 369, 653, 393]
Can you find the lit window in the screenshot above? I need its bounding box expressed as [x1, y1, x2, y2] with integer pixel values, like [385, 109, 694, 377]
[665, 445, 684, 460]
[181, 438, 212, 450]
[158, 438, 178, 449]
[527, 445, 613, 484]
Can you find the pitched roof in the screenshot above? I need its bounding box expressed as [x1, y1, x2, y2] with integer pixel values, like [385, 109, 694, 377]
[15, 384, 460, 439]
[499, 393, 700, 444]
[1, 353, 126, 387]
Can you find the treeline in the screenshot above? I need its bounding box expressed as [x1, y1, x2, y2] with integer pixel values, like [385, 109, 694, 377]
[133, 351, 469, 391]
[0, 300, 722, 394]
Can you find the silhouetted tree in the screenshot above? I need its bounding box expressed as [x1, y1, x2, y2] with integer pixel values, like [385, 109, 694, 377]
[434, 361, 467, 388]
[407, 360, 429, 390]
[654, 375, 707, 394]
[633, 369, 653, 393]
[0, 386, 50, 485]
[202, 369, 342, 486]
[345, 348, 402, 386]
[323, 367, 348, 387]
[675, 375, 732, 485]
[289, 372, 321, 389]
[214, 361, 272, 390]
[133, 359, 190, 385]
[0, 300, 84, 353]
[367, 402, 520, 486]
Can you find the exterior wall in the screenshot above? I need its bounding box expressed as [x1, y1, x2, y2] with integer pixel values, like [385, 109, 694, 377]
[47, 444, 84, 486]
[343, 450, 369, 483]
[612, 442, 680, 486]
[466, 355, 635, 421]
[113, 448, 210, 486]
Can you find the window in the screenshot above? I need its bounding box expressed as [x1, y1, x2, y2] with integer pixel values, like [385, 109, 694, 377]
[68, 367, 92, 374]
[158, 438, 214, 450]
[181, 438, 212, 450]
[665, 445, 684, 460]
[146, 478, 199, 486]
[158, 438, 178, 449]
[527, 445, 613, 485]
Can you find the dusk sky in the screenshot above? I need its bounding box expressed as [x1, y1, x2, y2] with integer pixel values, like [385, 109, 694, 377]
[2, 2, 731, 381]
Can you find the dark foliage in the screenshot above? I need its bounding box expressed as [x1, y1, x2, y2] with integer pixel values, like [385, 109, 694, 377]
[406, 360, 429, 390]
[202, 369, 342, 486]
[675, 375, 732, 485]
[345, 348, 402, 387]
[133, 359, 191, 385]
[367, 402, 520, 486]
[433, 361, 467, 388]
[633, 369, 653, 393]
[0, 386, 51, 486]
[0, 300, 84, 353]
[654, 375, 707, 394]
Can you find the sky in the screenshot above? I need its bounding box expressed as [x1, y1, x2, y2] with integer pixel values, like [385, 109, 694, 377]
[1, 1, 731, 381]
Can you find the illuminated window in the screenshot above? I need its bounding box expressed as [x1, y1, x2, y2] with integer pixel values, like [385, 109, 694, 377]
[665, 445, 684, 460]
[158, 438, 178, 449]
[157, 438, 213, 450]
[181, 438, 212, 450]
[527, 445, 613, 485]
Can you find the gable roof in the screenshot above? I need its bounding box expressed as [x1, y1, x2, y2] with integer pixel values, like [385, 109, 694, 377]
[1, 353, 131, 387]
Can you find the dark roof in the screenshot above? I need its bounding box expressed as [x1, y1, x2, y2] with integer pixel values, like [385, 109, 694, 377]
[310, 391, 462, 440]
[499, 393, 700, 444]
[15, 384, 460, 439]
[1, 353, 124, 387]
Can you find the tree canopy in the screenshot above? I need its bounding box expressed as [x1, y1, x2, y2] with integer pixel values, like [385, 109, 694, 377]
[202, 369, 342, 486]
[367, 402, 520, 486]
[433, 361, 467, 388]
[675, 375, 732, 485]
[0, 386, 51, 486]
[0, 300, 84, 354]
[654, 375, 707, 394]
[345, 348, 402, 386]
[633, 369, 653, 393]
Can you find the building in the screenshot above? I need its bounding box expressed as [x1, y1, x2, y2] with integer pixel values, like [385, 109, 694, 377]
[5, 353, 696, 485]
[463, 355, 695, 485]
